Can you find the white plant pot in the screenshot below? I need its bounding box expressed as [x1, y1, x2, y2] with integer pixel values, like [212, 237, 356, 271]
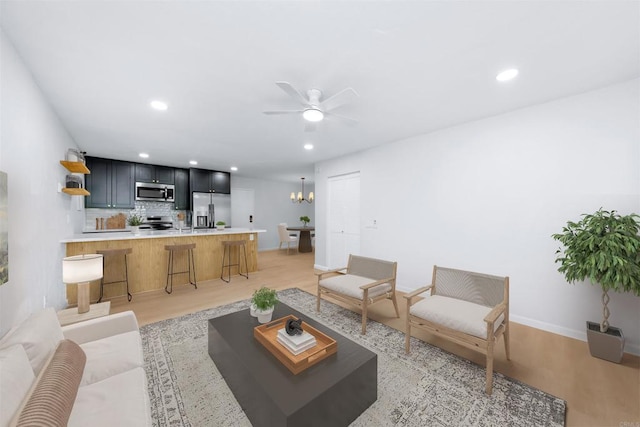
[249, 303, 258, 317]
[256, 307, 274, 324]
[217, 225, 225, 231]
[130, 225, 139, 234]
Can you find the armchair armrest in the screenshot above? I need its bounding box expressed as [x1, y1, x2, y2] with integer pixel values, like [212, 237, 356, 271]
[483, 303, 507, 324]
[62, 311, 140, 345]
[316, 267, 348, 279]
[403, 285, 433, 300]
[360, 277, 395, 290]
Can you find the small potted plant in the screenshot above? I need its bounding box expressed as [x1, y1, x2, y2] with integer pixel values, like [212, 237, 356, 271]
[127, 213, 144, 233]
[216, 221, 226, 231]
[299, 216, 311, 227]
[552, 208, 640, 362]
[251, 286, 278, 323]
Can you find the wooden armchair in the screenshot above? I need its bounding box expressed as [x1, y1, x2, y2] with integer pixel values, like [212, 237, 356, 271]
[404, 265, 510, 394]
[316, 255, 399, 334]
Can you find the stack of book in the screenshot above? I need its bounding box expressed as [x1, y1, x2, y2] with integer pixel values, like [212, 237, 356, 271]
[276, 328, 317, 355]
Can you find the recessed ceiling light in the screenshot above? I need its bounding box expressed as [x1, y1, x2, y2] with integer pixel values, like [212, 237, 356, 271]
[302, 108, 324, 122]
[496, 68, 519, 82]
[304, 144, 314, 150]
[189, 160, 198, 165]
[150, 100, 168, 111]
[230, 166, 238, 172]
[139, 153, 149, 158]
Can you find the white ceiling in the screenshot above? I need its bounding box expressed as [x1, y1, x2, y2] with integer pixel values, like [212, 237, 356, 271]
[1, 1, 638, 183]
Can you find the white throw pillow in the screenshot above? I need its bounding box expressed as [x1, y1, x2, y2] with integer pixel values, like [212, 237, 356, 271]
[0, 308, 64, 375]
[0, 344, 36, 426]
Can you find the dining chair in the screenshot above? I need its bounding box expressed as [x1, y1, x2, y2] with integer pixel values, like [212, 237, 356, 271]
[277, 223, 298, 254]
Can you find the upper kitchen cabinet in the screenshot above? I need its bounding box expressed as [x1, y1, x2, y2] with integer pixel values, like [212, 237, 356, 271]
[135, 163, 174, 184]
[173, 168, 189, 210]
[189, 168, 230, 194]
[85, 157, 135, 209]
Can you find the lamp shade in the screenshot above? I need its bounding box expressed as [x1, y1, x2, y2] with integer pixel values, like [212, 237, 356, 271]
[62, 254, 103, 283]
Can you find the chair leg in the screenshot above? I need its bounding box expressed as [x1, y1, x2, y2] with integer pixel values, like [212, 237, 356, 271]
[361, 291, 368, 334]
[391, 293, 400, 318]
[405, 299, 411, 354]
[316, 287, 321, 312]
[486, 343, 495, 395]
[504, 324, 511, 360]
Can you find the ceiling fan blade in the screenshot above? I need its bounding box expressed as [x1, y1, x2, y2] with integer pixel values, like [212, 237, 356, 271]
[325, 112, 358, 126]
[262, 110, 302, 115]
[275, 81, 310, 107]
[320, 87, 359, 112]
[304, 122, 318, 132]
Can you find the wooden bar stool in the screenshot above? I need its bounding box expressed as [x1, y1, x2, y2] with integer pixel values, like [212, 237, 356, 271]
[96, 248, 133, 302]
[165, 243, 197, 294]
[221, 240, 248, 283]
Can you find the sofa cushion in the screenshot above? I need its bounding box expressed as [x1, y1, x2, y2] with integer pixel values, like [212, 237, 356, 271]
[409, 295, 504, 339]
[13, 339, 86, 427]
[69, 367, 152, 427]
[319, 274, 392, 300]
[0, 345, 35, 426]
[78, 330, 144, 386]
[0, 308, 64, 375]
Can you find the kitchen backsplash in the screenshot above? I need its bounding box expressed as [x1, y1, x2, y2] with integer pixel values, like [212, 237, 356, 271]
[85, 201, 186, 230]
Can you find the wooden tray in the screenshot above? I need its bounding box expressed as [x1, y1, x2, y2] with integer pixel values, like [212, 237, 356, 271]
[254, 314, 337, 374]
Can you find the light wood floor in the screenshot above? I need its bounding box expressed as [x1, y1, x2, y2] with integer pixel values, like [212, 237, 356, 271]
[109, 249, 640, 427]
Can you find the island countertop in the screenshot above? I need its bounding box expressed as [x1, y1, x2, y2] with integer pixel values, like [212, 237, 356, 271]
[62, 228, 266, 304]
[61, 227, 266, 243]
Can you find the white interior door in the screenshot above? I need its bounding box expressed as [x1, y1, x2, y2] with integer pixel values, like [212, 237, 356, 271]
[231, 188, 255, 228]
[327, 172, 360, 269]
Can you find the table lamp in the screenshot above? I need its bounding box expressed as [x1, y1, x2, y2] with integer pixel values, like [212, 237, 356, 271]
[62, 254, 103, 314]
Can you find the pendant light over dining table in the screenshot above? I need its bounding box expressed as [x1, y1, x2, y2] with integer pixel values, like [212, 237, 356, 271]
[291, 177, 314, 204]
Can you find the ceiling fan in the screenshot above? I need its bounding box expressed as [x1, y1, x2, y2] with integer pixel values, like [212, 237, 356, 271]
[263, 81, 359, 132]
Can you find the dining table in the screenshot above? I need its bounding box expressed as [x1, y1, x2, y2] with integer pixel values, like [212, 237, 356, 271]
[286, 226, 315, 253]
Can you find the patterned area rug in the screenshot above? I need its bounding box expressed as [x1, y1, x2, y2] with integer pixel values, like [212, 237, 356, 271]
[140, 288, 566, 426]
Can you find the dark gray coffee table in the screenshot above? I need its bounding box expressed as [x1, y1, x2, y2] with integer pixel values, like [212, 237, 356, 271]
[208, 302, 377, 427]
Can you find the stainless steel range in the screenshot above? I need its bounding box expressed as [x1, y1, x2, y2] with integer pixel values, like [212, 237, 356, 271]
[140, 216, 173, 230]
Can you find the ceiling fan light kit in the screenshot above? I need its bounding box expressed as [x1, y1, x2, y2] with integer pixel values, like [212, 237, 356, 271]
[302, 108, 324, 122]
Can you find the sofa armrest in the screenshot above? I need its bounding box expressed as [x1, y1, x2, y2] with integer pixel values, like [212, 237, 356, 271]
[62, 311, 140, 345]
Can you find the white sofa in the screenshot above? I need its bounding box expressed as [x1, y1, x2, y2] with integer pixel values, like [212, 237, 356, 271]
[0, 308, 151, 427]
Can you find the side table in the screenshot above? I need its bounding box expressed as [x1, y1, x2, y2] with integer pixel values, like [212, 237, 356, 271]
[57, 301, 111, 326]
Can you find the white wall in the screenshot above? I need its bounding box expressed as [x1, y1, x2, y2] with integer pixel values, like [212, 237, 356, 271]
[0, 30, 83, 335]
[315, 79, 640, 354]
[231, 176, 313, 250]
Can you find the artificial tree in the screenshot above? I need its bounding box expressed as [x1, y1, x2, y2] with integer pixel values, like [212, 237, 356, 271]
[552, 208, 640, 333]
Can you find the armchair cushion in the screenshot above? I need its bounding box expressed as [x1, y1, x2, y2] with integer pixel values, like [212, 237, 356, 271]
[0, 308, 63, 375]
[319, 274, 392, 300]
[410, 295, 504, 339]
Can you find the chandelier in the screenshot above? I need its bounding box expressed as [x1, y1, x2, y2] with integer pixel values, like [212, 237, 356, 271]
[291, 177, 314, 204]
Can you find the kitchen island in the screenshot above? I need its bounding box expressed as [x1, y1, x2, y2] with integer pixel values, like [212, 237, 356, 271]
[61, 228, 266, 304]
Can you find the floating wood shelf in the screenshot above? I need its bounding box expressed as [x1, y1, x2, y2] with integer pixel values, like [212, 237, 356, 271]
[60, 160, 90, 174]
[62, 188, 90, 196]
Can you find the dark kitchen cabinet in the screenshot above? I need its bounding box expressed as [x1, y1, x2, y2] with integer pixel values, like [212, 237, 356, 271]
[189, 168, 230, 194]
[174, 168, 189, 210]
[135, 164, 174, 184]
[85, 157, 135, 209]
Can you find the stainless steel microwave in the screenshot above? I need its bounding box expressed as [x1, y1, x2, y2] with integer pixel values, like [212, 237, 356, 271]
[135, 182, 175, 202]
